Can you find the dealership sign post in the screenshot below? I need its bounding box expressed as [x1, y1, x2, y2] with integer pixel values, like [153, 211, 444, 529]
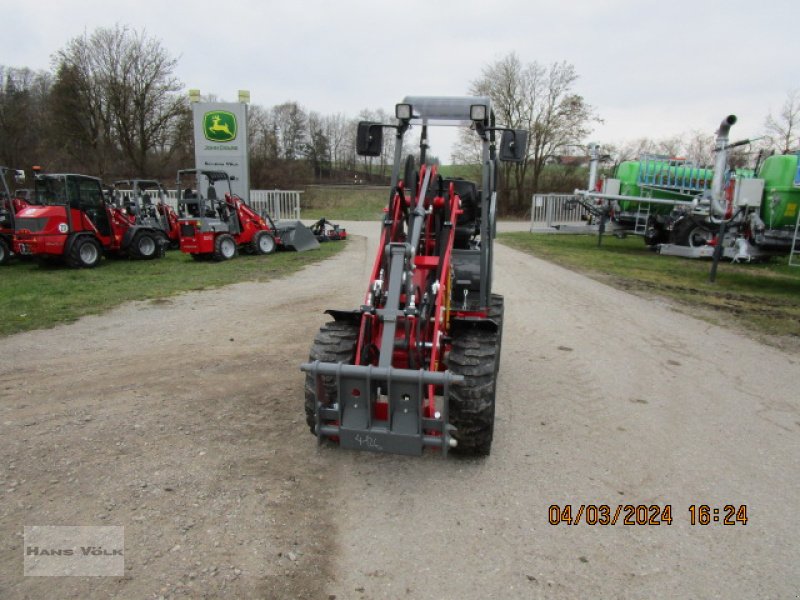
[190, 91, 250, 201]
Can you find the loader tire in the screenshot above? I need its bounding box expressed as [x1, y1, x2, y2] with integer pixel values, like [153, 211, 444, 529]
[213, 234, 237, 261]
[130, 231, 159, 260]
[447, 327, 498, 456]
[67, 236, 102, 268]
[252, 231, 276, 255]
[304, 321, 359, 435]
[489, 293, 504, 372]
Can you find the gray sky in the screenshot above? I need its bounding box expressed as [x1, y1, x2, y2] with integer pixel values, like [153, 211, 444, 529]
[4, 0, 798, 159]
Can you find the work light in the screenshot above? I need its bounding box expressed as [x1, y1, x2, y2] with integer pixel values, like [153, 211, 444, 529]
[470, 104, 487, 122]
[395, 103, 412, 120]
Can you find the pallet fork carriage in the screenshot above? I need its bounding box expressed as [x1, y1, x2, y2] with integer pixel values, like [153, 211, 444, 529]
[301, 96, 528, 456]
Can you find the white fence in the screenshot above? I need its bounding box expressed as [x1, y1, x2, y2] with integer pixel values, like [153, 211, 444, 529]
[116, 189, 302, 220]
[249, 190, 302, 221]
[530, 193, 590, 230]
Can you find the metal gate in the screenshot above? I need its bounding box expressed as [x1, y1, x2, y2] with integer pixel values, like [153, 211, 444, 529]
[529, 194, 590, 230]
[116, 189, 302, 220]
[249, 190, 302, 221]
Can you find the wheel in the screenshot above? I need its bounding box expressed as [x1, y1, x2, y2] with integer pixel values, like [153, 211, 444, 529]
[0, 237, 9, 265]
[252, 231, 276, 255]
[130, 231, 158, 259]
[489, 293, 504, 372]
[644, 224, 666, 246]
[304, 321, 359, 435]
[213, 234, 237, 261]
[446, 327, 499, 456]
[67, 236, 102, 268]
[671, 217, 714, 247]
[687, 225, 714, 248]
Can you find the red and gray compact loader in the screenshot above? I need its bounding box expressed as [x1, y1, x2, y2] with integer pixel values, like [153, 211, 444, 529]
[301, 96, 527, 456]
[14, 172, 168, 267]
[176, 169, 319, 261]
[112, 179, 180, 248]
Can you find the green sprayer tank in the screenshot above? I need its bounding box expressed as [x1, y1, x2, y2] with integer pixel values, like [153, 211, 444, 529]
[615, 159, 714, 215]
[757, 153, 800, 229]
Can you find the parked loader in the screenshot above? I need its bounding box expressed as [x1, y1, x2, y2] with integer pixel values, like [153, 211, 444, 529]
[176, 169, 279, 260]
[13, 172, 166, 267]
[176, 169, 319, 260]
[301, 96, 527, 456]
[113, 179, 181, 247]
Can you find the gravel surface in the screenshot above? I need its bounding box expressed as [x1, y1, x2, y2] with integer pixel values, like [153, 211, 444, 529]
[1, 221, 798, 599]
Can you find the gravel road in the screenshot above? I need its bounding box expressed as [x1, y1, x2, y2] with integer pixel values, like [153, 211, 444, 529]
[1, 221, 798, 599]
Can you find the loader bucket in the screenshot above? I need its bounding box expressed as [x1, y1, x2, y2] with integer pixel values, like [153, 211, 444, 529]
[274, 220, 320, 252]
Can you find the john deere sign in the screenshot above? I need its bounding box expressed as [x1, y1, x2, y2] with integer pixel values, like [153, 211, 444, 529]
[203, 111, 237, 142]
[191, 101, 250, 200]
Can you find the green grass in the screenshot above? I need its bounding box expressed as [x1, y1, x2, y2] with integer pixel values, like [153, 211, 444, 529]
[498, 232, 800, 341]
[301, 186, 388, 221]
[0, 243, 345, 336]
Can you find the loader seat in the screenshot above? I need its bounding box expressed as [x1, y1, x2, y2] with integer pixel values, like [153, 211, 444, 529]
[444, 178, 479, 247]
[184, 189, 200, 217]
[205, 186, 219, 217]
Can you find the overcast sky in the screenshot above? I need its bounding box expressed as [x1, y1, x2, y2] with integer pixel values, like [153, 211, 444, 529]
[3, 0, 798, 159]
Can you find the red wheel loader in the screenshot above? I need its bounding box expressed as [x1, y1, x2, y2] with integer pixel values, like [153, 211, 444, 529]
[301, 96, 527, 456]
[176, 169, 281, 261]
[176, 169, 319, 261]
[14, 172, 167, 267]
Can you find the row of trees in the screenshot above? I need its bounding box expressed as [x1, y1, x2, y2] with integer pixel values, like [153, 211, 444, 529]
[0, 27, 192, 181]
[1, 26, 797, 214]
[0, 26, 403, 189]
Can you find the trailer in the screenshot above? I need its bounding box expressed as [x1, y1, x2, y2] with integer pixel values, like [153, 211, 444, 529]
[573, 116, 800, 262]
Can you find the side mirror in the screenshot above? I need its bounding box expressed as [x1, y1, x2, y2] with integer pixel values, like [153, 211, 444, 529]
[499, 129, 528, 163]
[356, 121, 383, 157]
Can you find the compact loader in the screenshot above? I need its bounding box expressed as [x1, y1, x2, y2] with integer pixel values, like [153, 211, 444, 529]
[301, 96, 527, 456]
[176, 169, 319, 261]
[14, 172, 167, 267]
[113, 179, 180, 247]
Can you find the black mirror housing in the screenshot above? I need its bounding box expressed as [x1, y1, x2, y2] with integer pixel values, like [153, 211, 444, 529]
[356, 121, 383, 157]
[499, 129, 528, 163]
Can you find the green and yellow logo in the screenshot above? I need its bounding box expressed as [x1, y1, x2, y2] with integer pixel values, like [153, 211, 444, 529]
[203, 111, 237, 142]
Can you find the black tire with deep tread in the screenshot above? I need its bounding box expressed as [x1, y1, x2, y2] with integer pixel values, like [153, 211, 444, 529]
[0, 236, 10, 265]
[67, 236, 102, 268]
[304, 321, 359, 434]
[446, 327, 499, 456]
[489, 293, 504, 371]
[213, 233, 237, 261]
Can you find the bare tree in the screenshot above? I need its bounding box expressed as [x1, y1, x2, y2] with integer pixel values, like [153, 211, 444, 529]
[323, 113, 349, 170]
[51, 25, 184, 176]
[764, 89, 800, 153]
[306, 111, 330, 179]
[272, 101, 307, 160]
[456, 53, 597, 211]
[0, 66, 52, 169]
[681, 130, 715, 166]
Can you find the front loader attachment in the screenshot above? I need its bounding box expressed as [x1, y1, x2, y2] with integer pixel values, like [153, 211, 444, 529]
[300, 361, 463, 456]
[274, 220, 320, 252]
